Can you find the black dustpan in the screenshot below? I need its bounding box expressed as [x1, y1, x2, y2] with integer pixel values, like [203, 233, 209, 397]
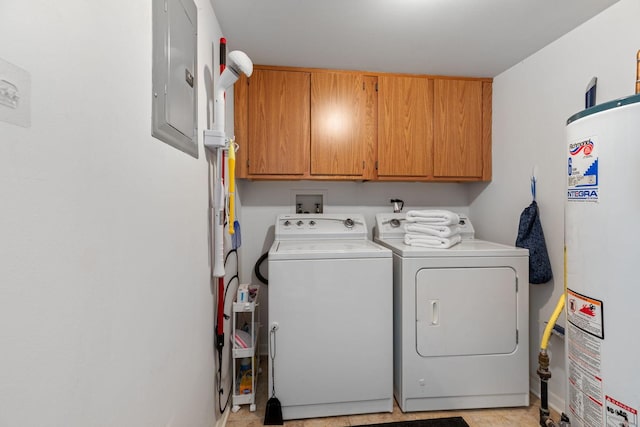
[264, 326, 283, 425]
[264, 395, 283, 425]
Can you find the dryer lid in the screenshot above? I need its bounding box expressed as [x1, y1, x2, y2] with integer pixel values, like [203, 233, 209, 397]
[374, 238, 528, 258]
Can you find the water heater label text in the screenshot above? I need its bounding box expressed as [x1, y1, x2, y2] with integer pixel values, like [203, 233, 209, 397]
[568, 136, 599, 202]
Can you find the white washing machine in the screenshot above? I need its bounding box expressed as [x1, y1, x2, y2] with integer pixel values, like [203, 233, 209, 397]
[268, 213, 393, 420]
[374, 212, 530, 412]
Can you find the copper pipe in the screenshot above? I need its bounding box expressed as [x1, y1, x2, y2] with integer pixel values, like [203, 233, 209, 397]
[636, 49, 640, 95]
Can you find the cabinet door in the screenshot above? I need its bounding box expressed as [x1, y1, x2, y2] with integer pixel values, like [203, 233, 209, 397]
[248, 69, 310, 175]
[433, 79, 483, 178]
[233, 73, 249, 179]
[378, 75, 433, 177]
[311, 72, 368, 176]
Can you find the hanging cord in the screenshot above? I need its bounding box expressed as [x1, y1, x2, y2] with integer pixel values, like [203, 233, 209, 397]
[269, 325, 277, 398]
[223, 275, 239, 314]
[216, 248, 239, 414]
[224, 248, 238, 268]
[216, 275, 238, 415]
[223, 249, 239, 307]
[216, 353, 232, 413]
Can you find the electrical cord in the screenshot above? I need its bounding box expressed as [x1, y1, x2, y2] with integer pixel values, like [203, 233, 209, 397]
[216, 351, 232, 414]
[223, 249, 239, 314]
[224, 248, 237, 265]
[223, 275, 239, 314]
[216, 248, 239, 414]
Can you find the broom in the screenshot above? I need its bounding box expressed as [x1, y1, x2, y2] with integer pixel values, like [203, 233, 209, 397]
[264, 325, 283, 425]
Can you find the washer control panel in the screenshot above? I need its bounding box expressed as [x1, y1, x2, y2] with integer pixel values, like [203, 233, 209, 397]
[275, 214, 367, 239]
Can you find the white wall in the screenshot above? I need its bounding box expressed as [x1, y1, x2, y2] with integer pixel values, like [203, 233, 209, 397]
[0, 2, 226, 426]
[470, 0, 640, 413]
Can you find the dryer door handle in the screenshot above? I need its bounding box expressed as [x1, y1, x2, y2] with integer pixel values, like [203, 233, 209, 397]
[430, 299, 439, 325]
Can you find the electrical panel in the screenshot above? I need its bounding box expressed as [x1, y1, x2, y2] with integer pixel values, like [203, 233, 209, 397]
[152, 0, 198, 158]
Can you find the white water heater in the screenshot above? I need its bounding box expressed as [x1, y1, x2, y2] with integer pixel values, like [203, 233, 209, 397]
[565, 93, 640, 427]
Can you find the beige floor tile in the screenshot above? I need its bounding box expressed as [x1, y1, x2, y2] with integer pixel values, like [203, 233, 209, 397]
[302, 416, 351, 427]
[226, 359, 560, 426]
[348, 411, 398, 426]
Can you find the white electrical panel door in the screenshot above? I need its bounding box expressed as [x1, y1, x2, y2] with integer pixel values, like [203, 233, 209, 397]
[415, 267, 518, 357]
[166, 0, 196, 139]
[152, 0, 198, 157]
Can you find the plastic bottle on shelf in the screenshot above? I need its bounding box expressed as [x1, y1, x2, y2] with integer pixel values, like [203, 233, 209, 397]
[238, 357, 252, 394]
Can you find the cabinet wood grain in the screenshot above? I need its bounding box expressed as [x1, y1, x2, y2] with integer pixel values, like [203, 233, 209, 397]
[234, 73, 249, 178]
[481, 81, 492, 181]
[433, 79, 483, 178]
[247, 69, 310, 175]
[311, 72, 366, 176]
[378, 75, 433, 177]
[234, 65, 491, 182]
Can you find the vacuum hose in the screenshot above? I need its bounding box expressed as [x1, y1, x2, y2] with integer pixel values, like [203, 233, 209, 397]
[254, 252, 268, 285]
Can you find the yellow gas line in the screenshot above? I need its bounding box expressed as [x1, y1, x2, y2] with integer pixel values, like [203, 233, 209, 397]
[541, 293, 565, 350]
[540, 246, 568, 350]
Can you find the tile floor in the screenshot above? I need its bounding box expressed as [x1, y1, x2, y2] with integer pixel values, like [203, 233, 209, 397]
[225, 360, 557, 427]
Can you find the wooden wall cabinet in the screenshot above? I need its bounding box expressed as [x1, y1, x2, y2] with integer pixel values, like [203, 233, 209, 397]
[377, 76, 491, 181]
[247, 68, 310, 177]
[311, 72, 377, 179]
[234, 66, 492, 182]
[377, 75, 433, 178]
[235, 67, 376, 180]
[433, 79, 491, 180]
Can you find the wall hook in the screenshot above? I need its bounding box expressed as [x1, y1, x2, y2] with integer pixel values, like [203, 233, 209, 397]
[531, 166, 538, 201]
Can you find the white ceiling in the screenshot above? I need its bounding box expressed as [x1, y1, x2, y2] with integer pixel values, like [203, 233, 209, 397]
[210, 0, 619, 77]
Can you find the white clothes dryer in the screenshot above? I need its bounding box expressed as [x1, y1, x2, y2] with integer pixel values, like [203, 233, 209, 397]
[268, 214, 393, 420]
[374, 213, 530, 412]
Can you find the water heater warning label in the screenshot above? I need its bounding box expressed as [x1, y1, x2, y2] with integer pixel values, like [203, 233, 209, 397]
[567, 321, 604, 427]
[606, 396, 638, 427]
[568, 136, 599, 202]
[567, 289, 604, 339]
[567, 289, 607, 427]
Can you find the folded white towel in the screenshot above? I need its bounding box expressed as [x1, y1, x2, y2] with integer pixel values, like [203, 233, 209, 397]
[405, 210, 460, 226]
[405, 223, 461, 238]
[404, 233, 462, 249]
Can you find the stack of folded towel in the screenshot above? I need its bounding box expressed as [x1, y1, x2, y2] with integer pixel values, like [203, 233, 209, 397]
[404, 210, 462, 249]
